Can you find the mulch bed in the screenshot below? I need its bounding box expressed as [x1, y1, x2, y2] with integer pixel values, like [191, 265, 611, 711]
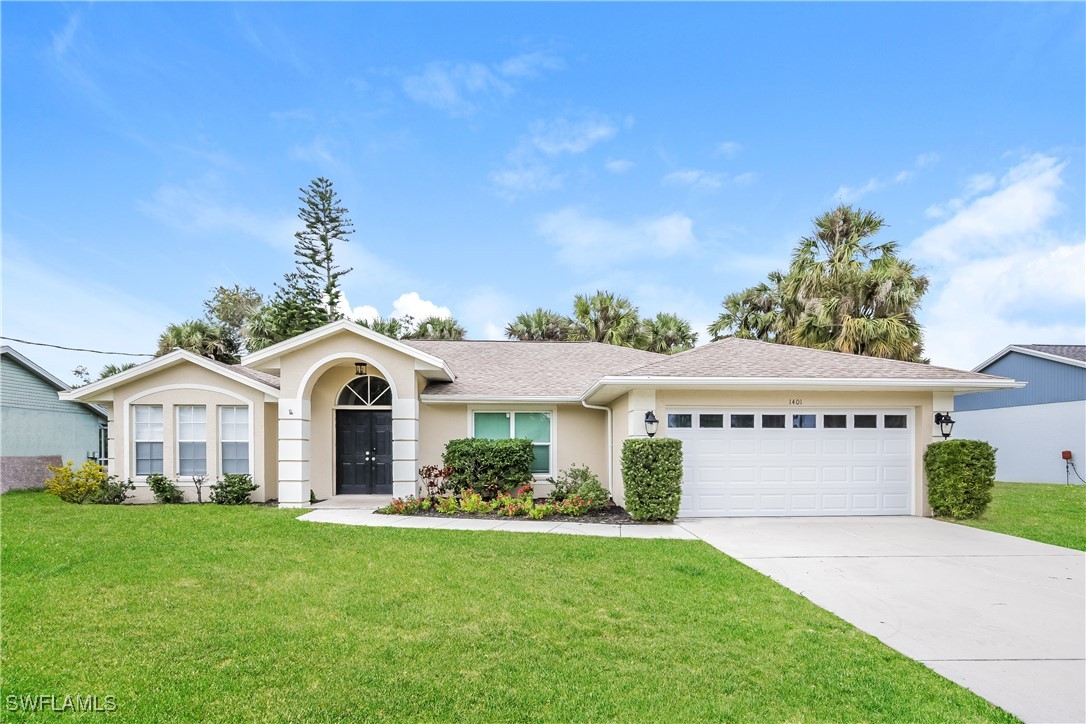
[379, 503, 668, 525]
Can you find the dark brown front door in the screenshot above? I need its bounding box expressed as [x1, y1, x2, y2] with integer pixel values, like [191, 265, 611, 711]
[335, 410, 392, 494]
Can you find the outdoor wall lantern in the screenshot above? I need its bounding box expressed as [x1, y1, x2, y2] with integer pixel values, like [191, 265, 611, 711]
[934, 412, 955, 440]
[645, 411, 659, 438]
[355, 362, 368, 376]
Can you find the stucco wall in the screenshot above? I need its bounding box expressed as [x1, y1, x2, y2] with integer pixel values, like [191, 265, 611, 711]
[107, 362, 273, 502]
[416, 402, 609, 496]
[273, 329, 419, 401]
[615, 388, 939, 515]
[954, 401, 1086, 484]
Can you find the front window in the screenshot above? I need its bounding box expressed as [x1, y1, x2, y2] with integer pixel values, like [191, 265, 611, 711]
[220, 406, 250, 475]
[473, 411, 551, 475]
[133, 405, 163, 476]
[177, 406, 207, 476]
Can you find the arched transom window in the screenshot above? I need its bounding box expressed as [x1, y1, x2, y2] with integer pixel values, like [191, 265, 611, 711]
[336, 375, 391, 407]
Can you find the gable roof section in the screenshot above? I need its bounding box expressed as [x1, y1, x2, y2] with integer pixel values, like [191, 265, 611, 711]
[59, 349, 282, 403]
[1, 346, 107, 418]
[974, 344, 1086, 371]
[583, 337, 1021, 402]
[240, 320, 454, 380]
[408, 340, 664, 400]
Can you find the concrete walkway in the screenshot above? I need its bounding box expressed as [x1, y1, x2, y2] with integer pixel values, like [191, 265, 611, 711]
[297, 509, 1084, 722]
[298, 507, 698, 538]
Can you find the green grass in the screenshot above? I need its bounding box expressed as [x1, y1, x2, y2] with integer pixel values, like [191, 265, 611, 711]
[949, 481, 1086, 550]
[1, 492, 1012, 722]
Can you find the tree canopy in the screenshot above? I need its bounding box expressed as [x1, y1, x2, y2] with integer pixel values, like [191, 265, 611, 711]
[709, 205, 928, 361]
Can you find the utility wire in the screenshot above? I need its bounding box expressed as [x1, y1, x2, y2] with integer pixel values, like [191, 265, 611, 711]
[0, 336, 155, 357]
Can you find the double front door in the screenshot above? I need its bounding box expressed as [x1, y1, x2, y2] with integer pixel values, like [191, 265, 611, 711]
[335, 410, 393, 495]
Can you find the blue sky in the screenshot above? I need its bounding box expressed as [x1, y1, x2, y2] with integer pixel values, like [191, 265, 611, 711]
[3, 2, 1084, 383]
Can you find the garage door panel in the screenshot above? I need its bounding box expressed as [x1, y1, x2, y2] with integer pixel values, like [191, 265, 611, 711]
[670, 407, 912, 517]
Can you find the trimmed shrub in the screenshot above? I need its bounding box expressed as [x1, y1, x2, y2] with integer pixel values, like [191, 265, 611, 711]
[146, 473, 184, 504]
[45, 460, 109, 504]
[621, 438, 683, 521]
[210, 473, 258, 505]
[442, 438, 533, 497]
[925, 439, 996, 520]
[94, 477, 135, 505]
[547, 464, 610, 510]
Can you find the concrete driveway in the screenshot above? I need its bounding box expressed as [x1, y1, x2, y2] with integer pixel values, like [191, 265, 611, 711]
[677, 517, 1085, 724]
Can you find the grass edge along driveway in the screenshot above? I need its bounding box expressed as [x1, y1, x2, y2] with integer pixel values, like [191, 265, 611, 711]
[1, 492, 1014, 722]
[945, 481, 1086, 551]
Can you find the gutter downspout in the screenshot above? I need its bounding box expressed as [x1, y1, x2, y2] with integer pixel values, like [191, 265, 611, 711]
[581, 399, 613, 495]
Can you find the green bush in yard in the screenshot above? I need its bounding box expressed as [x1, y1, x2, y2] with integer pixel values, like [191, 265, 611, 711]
[622, 438, 683, 521]
[210, 473, 258, 505]
[548, 464, 610, 510]
[442, 438, 533, 497]
[146, 473, 184, 504]
[925, 439, 996, 520]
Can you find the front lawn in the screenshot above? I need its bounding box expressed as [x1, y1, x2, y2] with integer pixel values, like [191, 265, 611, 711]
[950, 481, 1086, 550]
[1, 492, 1011, 722]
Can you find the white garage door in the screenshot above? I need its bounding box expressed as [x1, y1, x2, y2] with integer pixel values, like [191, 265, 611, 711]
[668, 408, 913, 517]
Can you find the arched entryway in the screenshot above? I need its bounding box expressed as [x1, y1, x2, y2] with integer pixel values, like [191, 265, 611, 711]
[334, 375, 393, 494]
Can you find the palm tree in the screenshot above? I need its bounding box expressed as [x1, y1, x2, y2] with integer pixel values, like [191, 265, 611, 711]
[570, 291, 643, 347]
[504, 308, 572, 341]
[641, 313, 698, 354]
[709, 205, 927, 361]
[99, 362, 137, 379]
[156, 319, 240, 363]
[410, 316, 466, 341]
[357, 315, 412, 340]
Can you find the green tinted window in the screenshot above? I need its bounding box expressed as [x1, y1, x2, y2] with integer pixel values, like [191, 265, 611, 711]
[473, 412, 510, 439]
[515, 412, 551, 443]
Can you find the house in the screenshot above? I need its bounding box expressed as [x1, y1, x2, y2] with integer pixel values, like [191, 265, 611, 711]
[58, 320, 1019, 516]
[953, 344, 1086, 484]
[1, 346, 109, 492]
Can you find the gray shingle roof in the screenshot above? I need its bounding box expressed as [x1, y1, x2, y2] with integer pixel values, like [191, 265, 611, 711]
[615, 337, 1009, 381]
[1015, 345, 1086, 363]
[404, 340, 664, 398]
[222, 363, 281, 389]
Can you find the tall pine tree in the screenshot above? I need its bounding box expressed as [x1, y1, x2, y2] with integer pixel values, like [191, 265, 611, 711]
[295, 177, 354, 320]
[247, 178, 356, 350]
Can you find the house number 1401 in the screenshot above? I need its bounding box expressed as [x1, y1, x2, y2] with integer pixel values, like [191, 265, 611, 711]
[789, 399, 803, 406]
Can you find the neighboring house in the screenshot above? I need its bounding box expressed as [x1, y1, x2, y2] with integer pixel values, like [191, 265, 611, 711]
[954, 344, 1086, 484]
[1, 346, 108, 492]
[60, 320, 1019, 516]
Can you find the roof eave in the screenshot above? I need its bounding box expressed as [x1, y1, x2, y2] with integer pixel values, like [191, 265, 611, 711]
[581, 376, 1026, 404]
[420, 394, 583, 404]
[973, 345, 1086, 372]
[58, 349, 282, 402]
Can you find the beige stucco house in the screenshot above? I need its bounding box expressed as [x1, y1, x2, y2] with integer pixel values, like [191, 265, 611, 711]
[60, 320, 1020, 516]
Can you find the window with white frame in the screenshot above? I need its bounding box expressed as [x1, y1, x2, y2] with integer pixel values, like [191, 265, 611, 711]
[220, 406, 249, 475]
[133, 405, 163, 476]
[176, 406, 207, 476]
[472, 411, 551, 475]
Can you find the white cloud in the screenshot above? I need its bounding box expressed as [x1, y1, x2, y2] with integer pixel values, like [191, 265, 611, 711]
[337, 296, 380, 324]
[496, 50, 564, 79]
[139, 181, 298, 250]
[391, 292, 451, 322]
[51, 13, 80, 58]
[909, 154, 1083, 369]
[835, 152, 940, 203]
[528, 115, 617, 156]
[455, 288, 520, 341]
[663, 169, 725, 190]
[537, 208, 699, 268]
[402, 62, 511, 117]
[402, 51, 562, 117]
[492, 112, 620, 197]
[715, 141, 742, 158]
[925, 172, 999, 219]
[662, 169, 756, 191]
[605, 159, 633, 174]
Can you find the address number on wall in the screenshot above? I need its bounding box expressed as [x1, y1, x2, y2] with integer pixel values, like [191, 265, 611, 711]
[788, 399, 803, 406]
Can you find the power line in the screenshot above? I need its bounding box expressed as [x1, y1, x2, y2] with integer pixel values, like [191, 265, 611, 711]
[0, 336, 155, 357]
